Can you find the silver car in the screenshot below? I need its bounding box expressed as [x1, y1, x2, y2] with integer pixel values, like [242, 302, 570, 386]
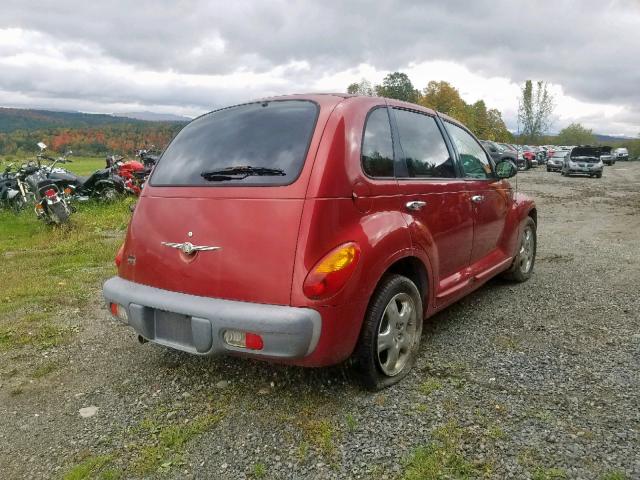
[562, 146, 603, 178]
[547, 150, 569, 172]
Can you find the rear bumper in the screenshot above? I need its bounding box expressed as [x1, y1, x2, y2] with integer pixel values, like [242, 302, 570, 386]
[103, 276, 321, 361]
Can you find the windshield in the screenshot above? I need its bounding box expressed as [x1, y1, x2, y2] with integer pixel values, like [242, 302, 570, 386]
[151, 100, 319, 186]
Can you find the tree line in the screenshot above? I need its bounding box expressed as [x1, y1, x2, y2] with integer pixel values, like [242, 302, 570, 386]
[0, 123, 183, 157]
[347, 72, 513, 142]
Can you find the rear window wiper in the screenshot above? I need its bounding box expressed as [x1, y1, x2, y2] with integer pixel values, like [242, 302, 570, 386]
[201, 166, 286, 181]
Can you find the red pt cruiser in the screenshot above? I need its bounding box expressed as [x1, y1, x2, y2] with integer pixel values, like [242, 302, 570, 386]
[104, 94, 537, 389]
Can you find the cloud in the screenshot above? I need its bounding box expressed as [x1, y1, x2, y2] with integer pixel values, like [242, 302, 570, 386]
[0, 0, 638, 135]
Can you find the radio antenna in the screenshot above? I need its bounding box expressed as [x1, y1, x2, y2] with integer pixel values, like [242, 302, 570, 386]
[515, 98, 520, 196]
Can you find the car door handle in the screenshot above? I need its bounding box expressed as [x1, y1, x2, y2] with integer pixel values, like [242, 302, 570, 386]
[471, 195, 484, 203]
[406, 200, 427, 211]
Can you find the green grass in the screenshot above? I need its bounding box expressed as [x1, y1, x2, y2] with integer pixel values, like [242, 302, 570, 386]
[62, 454, 114, 480]
[130, 413, 223, 475]
[1, 155, 108, 177]
[0, 198, 133, 351]
[419, 377, 442, 395]
[300, 419, 338, 457]
[252, 462, 267, 478]
[532, 467, 567, 480]
[402, 422, 489, 480]
[31, 359, 60, 378]
[602, 471, 626, 480]
[62, 409, 223, 479]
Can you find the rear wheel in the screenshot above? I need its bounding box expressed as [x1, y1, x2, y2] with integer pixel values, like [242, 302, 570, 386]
[98, 186, 119, 202]
[502, 217, 536, 283]
[48, 201, 71, 224]
[352, 274, 423, 390]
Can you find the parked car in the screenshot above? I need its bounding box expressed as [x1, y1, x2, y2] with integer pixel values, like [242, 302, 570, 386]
[547, 150, 569, 172]
[562, 145, 604, 178]
[103, 94, 537, 390]
[599, 146, 615, 166]
[480, 140, 516, 164]
[613, 147, 629, 161]
[520, 146, 537, 167]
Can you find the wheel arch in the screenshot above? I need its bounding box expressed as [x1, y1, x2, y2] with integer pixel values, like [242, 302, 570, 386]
[367, 254, 431, 317]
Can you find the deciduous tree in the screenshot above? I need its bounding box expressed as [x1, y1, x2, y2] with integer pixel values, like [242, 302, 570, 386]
[375, 72, 419, 103]
[556, 123, 595, 145]
[518, 80, 554, 144]
[347, 78, 374, 96]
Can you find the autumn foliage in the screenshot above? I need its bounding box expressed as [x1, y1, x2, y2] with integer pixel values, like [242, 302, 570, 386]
[0, 123, 183, 156]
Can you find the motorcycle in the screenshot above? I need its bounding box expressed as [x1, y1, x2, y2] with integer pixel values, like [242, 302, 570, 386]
[3, 162, 38, 212]
[36, 144, 126, 202]
[106, 155, 146, 196]
[136, 146, 160, 170]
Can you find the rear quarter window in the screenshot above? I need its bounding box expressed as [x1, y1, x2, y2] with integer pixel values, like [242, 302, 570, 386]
[150, 100, 319, 186]
[361, 107, 395, 178]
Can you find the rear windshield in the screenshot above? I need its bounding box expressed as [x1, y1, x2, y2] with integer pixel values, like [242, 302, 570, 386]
[150, 100, 319, 186]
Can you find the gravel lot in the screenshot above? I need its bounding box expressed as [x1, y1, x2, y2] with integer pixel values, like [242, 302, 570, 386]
[1, 164, 639, 479]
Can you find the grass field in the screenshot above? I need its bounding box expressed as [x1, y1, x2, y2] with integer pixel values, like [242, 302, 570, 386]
[1, 154, 107, 176]
[0, 156, 133, 351]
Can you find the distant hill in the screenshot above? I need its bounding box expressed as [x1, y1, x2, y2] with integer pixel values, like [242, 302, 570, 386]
[118, 111, 192, 122]
[0, 107, 188, 133]
[593, 133, 635, 143]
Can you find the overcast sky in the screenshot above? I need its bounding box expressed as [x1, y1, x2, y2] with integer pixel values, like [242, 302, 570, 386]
[1, 0, 638, 136]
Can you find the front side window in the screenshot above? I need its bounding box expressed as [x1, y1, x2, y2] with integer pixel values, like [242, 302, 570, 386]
[361, 107, 394, 177]
[151, 100, 318, 186]
[394, 109, 455, 178]
[445, 122, 493, 179]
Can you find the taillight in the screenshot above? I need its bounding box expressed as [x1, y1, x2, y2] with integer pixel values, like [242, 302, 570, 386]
[223, 330, 264, 350]
[303, 242, 360, 300]
[114, 243, 125, 267]
[109, 302, 128, 323]
[44, 188, 57, 199]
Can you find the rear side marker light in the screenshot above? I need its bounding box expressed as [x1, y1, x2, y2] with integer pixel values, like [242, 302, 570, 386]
[223, 330, 264, 350]
[114, 243, 125, 267]
[109, 302, 128, 323]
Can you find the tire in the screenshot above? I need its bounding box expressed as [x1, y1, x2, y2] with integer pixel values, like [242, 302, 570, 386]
[596, 172, 602, 178]
[352, 274, 423, 390]
[502, 217, 536, 283]
[11, 195, 27, 213]
[48, 201, 71, 224]
[546, 167, 551, 172]
[98, 186, 119, 202]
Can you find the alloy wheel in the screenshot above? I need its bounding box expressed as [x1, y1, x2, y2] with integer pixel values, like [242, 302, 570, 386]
[519, 227, 534, 274]
[376, 292, 418, 376]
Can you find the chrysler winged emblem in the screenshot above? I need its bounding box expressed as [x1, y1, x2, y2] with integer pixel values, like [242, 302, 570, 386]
[161, 241, 221, 255]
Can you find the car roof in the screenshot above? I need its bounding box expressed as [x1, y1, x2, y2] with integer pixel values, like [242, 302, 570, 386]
[260, 92, 453, 120]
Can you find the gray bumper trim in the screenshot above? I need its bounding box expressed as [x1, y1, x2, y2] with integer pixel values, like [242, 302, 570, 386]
[103, 277, 321, 359]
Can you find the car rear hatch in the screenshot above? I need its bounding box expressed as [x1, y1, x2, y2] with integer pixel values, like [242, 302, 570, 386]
[117, 99, 328, 305]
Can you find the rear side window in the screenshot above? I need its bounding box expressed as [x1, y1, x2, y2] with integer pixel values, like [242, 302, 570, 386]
[151, 100, 318, 186]
[394, 109, 455, 178]
[445, 122, 493, 179]
[361, 108, 394, 178]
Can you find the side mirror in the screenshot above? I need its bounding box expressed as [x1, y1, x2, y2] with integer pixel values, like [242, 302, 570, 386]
[496, 160, 518, 179]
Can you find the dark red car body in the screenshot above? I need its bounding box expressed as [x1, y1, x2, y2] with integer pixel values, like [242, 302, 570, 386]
[104, 94, 536, 368]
